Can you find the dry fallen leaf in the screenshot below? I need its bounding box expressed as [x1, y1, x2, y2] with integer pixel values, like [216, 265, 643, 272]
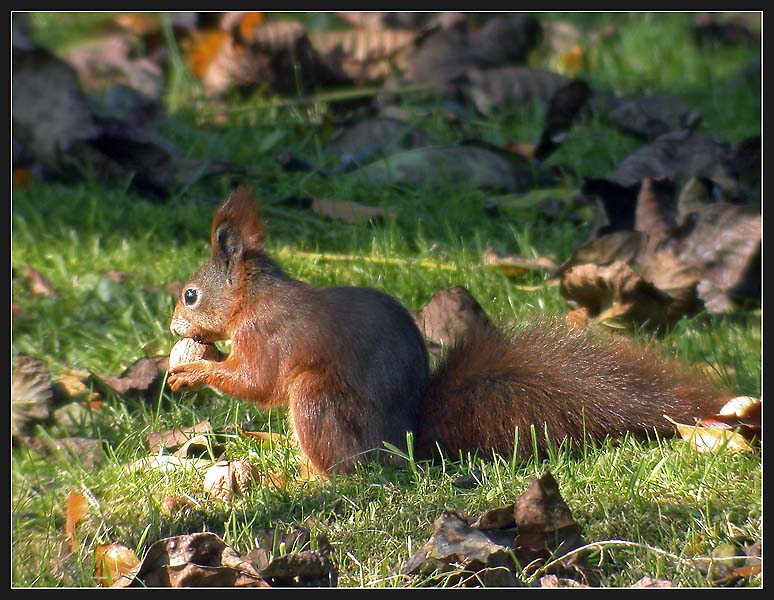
[90, 355, 169, 399]
[664, 415, 753, 453]
[248, 527, 338, 587]
[559, 260, 675, 330]
[411, 287, 491, 358]
[146, 419, 214, 454]
[160, 495, 199, 514]
[403, 472, 596, 587]
[552, 231, 646, 279]
[482, 247, 557, 277]
[11, 355, 55, 438]
[95, 544, 140, 587]
[65, 491, 89, 553]
[203, 460, 261, 500]
[112, 532, 269, 587]
[669, 202, 761, 314]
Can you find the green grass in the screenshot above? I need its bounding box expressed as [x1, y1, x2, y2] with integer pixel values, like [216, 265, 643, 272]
[12, 12, 761, 588]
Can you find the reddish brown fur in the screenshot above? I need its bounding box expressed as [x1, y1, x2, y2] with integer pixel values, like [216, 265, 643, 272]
[209, 185, 265, 252]
[170, 188, 736, 475]
[417, 319, 731, 460]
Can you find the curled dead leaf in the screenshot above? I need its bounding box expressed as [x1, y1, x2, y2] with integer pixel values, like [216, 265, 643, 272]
[146, 419, 213, 454]
[411, 287, 491, 358]
[664, 415, 753, 453]
[403, 471, 595, 586]
[112, 532, 269, 587]
[203, 460, 261, 500]
[95, 543, 140, 587]
[559, 260, 675, 330]
[160, 495, 199, 514]
[90, 355, 169, 399]
[11, 355, 55, 438]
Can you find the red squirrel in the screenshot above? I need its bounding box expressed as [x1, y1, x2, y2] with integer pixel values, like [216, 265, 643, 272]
[168, 186, 733, 474]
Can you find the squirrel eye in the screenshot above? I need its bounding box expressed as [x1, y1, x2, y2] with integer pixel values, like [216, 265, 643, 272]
[183, 288, 198, 306]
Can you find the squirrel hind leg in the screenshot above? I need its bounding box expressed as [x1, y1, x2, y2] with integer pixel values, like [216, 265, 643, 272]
[287, 369, 402, 474]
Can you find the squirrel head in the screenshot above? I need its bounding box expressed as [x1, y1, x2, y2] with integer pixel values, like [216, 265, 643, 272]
[170, 186, 281, 342]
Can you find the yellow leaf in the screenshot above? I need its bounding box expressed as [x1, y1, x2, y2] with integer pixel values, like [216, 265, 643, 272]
[664, 416, 752, 453]
[94, 544, 140, 587]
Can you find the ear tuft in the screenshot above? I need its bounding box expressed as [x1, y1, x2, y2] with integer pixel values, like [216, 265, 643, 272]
[210, 185, 265, 253]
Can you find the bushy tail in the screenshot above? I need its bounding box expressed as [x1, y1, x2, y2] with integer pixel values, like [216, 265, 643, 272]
[415, 319, 732, 460]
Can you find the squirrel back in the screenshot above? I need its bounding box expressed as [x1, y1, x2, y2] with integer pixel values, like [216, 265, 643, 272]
[169, 187, 734, 474]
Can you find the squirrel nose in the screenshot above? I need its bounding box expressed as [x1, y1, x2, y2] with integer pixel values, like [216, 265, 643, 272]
[170, 320, 183, 337]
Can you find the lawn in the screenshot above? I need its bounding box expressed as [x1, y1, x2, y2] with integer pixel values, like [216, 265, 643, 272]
[11, 12, 761, 588]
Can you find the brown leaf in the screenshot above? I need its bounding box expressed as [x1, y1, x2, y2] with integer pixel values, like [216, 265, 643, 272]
[91, 355, 169, 399]
[310, 28, 419, 84]
[64, 34, 164, 103]
[411, 287, 491, 358]
[65, 491, 89, 553]
[247, 527, 338, 587]
[559, 260, 675, 330]
[95, 544, 140, 587]
[676, 177, 719, 225]
[187, 20, 347, 97]
[11, 355, 55, 438]
[160, 495, 198, 514]
[203, 460, 261, 500]
[12, 39, 102, 167]
[633, 177, 678, 256]
[539, 574, 590, 587]
[401, 510, 522, 587]
[718, 395, 761, 420]
[145, 419, 213, 454]
[694, 396, 761, 442]
[11, 301, 30, 322]
[552, 231, 646, 279]
[112, 532, 269, 587]
[670, 202, 761, 313]
[513, 472, 584, 551]
[533, 79, 592, 160]
[12, 20, 242, 196]
[637, 249, 701, 321]
[104, 269, 132, 284]
[482, 247, 557, 277]
[403, 472, 595, 587]
[406, 14, 542, 87]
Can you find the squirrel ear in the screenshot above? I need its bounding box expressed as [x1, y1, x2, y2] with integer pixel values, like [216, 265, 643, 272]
[210, 185, 265, 254]
[214, 222, 244, 268]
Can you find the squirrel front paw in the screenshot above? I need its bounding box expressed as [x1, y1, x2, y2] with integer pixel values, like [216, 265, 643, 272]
[167, 361, 212, 392]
